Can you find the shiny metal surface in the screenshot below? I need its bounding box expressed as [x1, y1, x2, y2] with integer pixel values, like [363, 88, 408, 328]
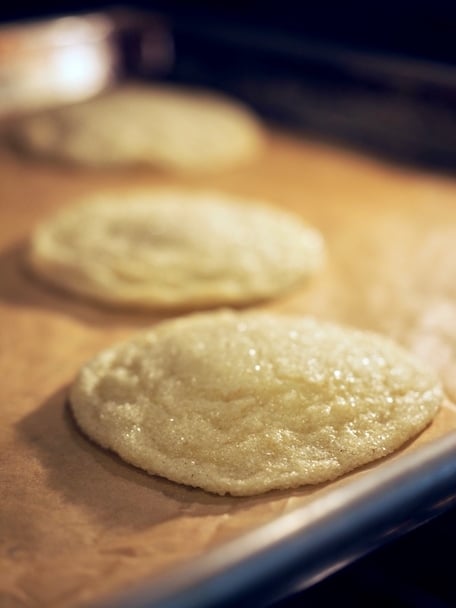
[101, 432, 456, 608]
[0, 14, 117, 117]
[0, 10, 173, 118]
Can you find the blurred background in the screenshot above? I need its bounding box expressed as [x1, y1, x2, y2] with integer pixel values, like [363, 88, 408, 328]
[1, 1, 456, 168]
[2, 1, 456, 64]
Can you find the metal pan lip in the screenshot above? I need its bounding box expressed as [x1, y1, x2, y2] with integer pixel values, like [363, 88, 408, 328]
[97, 431, 456, 608]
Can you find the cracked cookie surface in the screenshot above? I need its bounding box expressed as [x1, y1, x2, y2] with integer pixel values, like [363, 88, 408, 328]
[70, 310, 442, 496]
[8, 84, 263, 171]
[28, 189, 324, 309]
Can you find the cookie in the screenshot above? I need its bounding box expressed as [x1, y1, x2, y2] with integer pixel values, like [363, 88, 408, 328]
[70, 310, 442, 496]
[8, 84, 263, 171]
[28, 189, 324, 309]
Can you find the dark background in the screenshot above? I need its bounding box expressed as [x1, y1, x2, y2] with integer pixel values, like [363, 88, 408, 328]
[3, 1, 456, 169]
[2, 1, 456, 65]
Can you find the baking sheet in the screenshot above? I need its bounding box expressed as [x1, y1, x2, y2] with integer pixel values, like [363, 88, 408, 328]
[1, 131, 456, 608]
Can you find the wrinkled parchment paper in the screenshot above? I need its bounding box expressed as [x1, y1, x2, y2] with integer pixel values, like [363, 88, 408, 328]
[2, 132, 456, 607]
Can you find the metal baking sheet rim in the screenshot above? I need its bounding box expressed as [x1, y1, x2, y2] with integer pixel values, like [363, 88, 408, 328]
[95, 427, 456, 608]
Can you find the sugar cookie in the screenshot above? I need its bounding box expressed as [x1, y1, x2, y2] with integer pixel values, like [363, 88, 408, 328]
[70, 310, 442, 496]
[28, 190, 324, 309]
[8, 84, 263, 171]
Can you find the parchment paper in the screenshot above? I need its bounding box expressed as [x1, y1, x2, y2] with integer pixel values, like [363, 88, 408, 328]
[1, 131, 456, 607]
